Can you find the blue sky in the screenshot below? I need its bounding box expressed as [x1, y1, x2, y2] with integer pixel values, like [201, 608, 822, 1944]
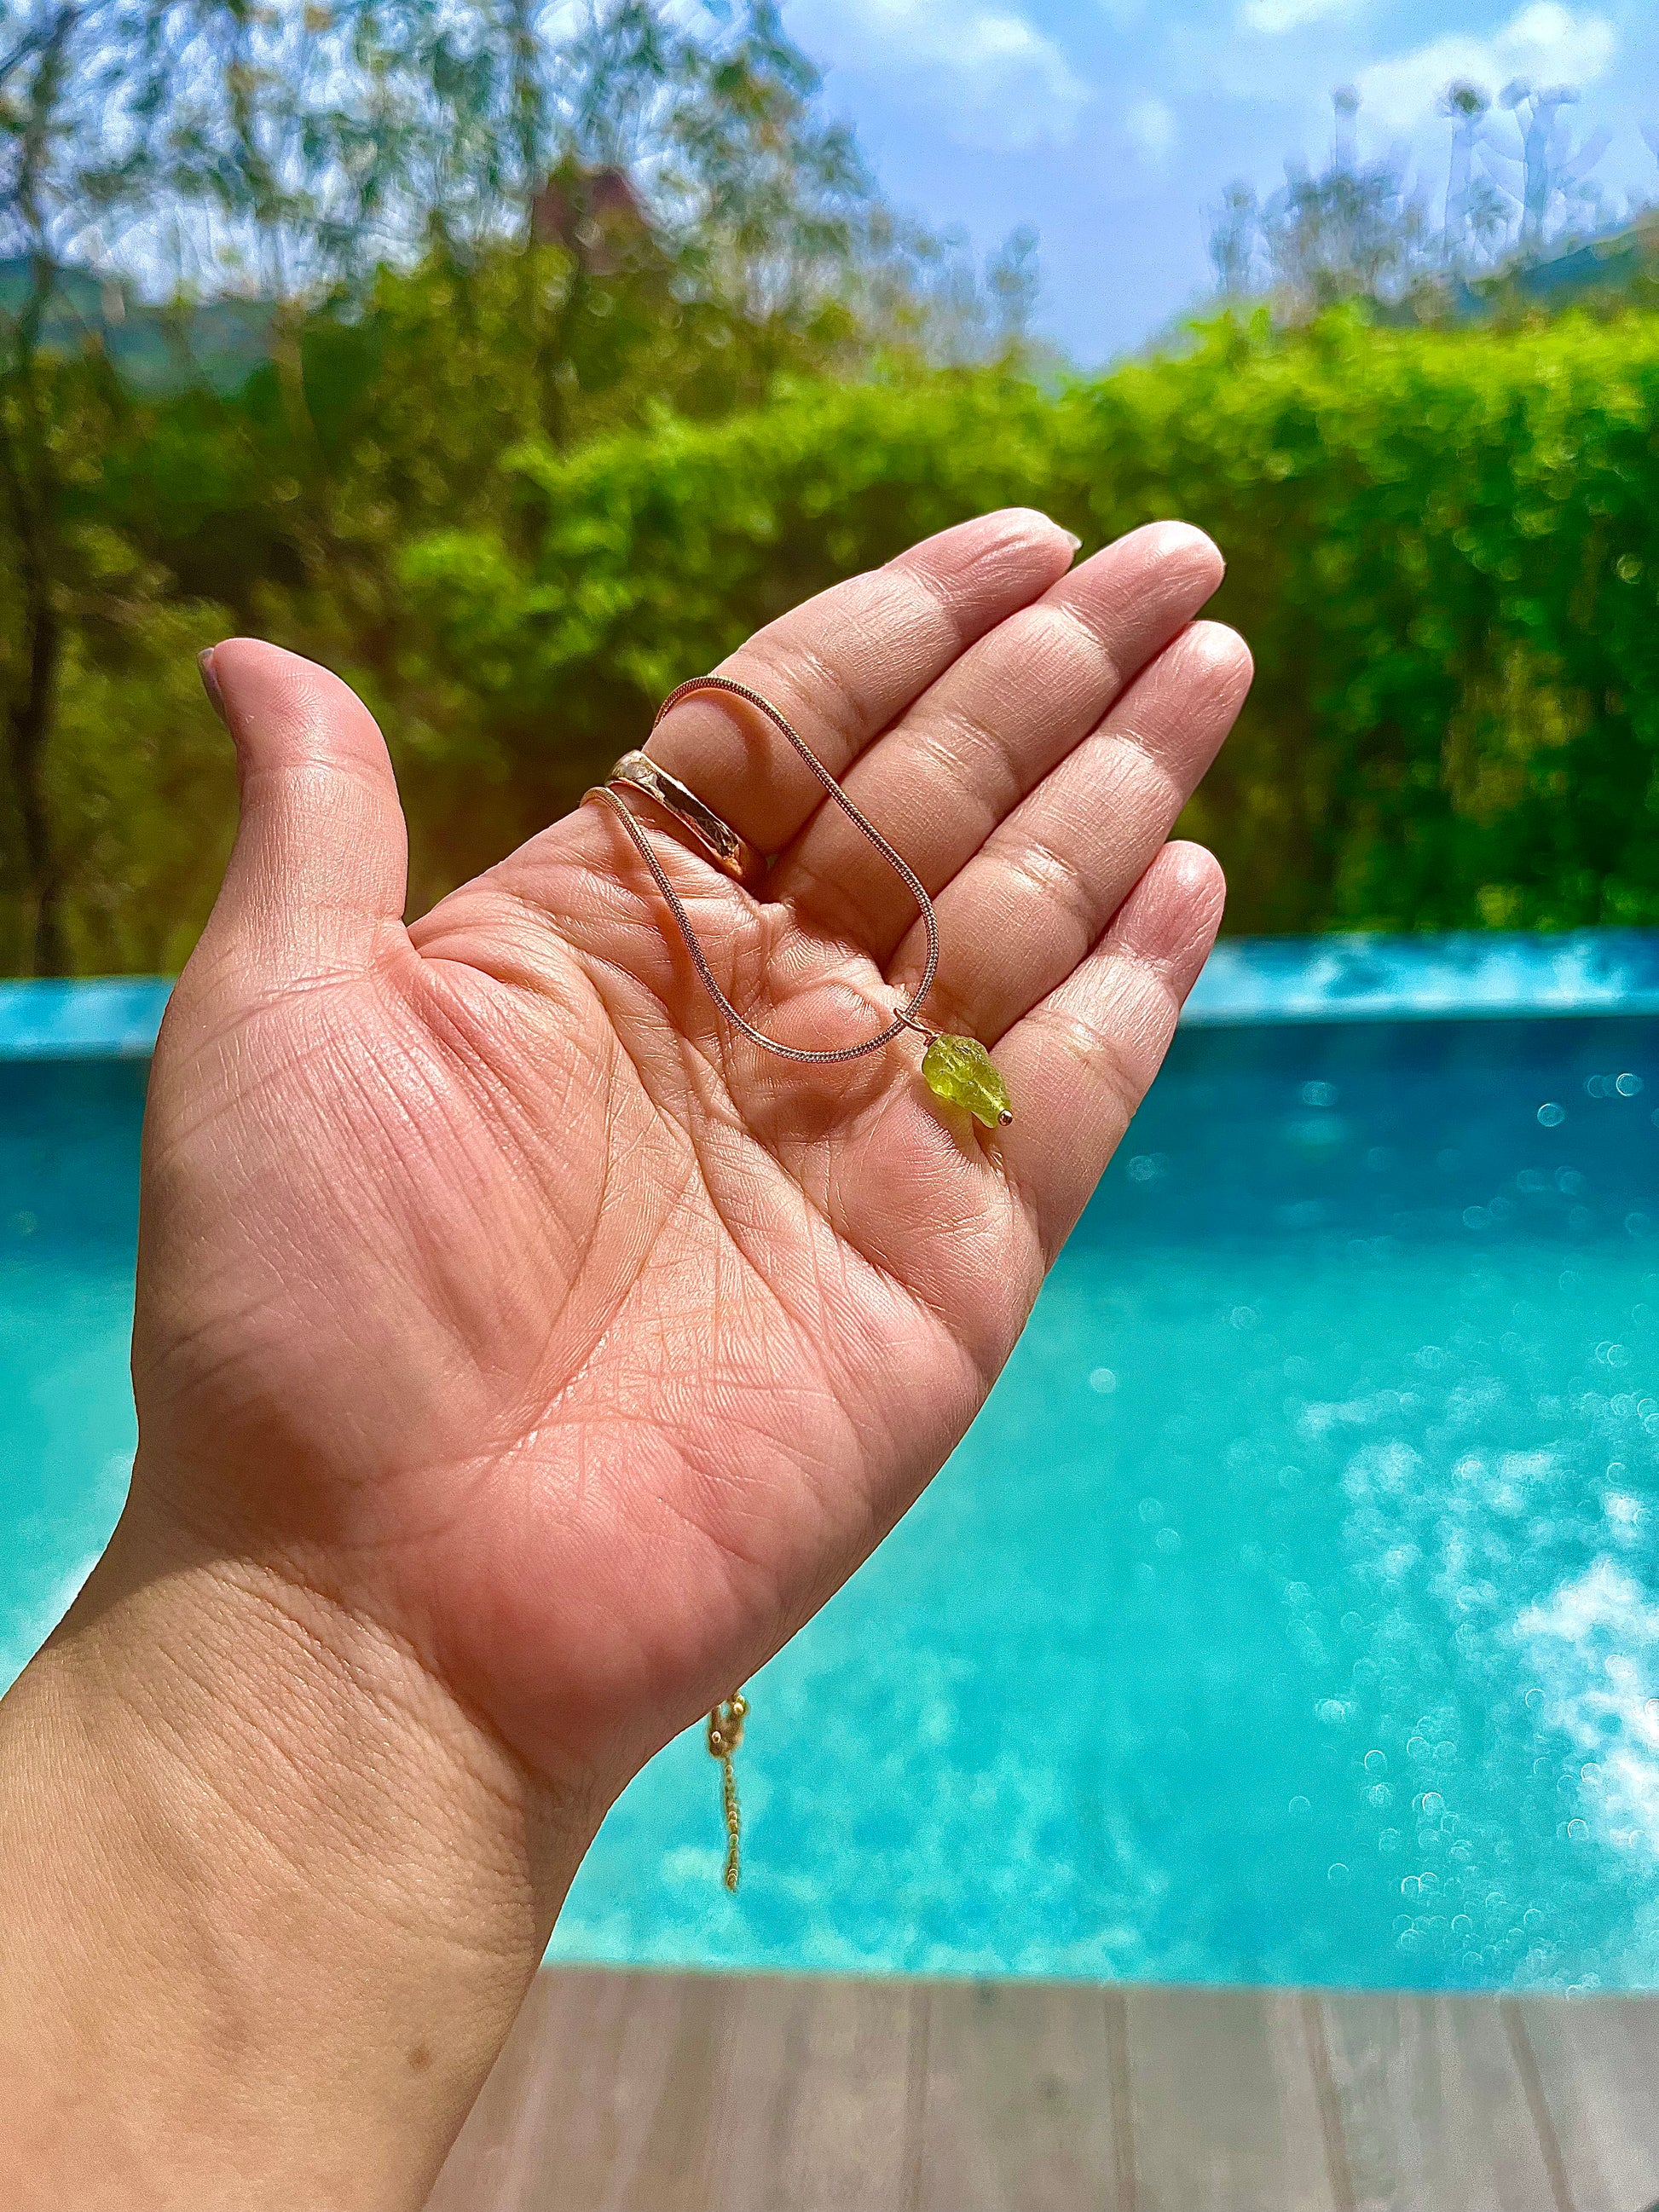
[781, 0, 1659, 361]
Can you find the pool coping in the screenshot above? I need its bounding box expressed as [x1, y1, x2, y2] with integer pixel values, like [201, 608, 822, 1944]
[1183, 929, 1659, 1028]
[7, 929, 1659, 1060]
[0, 978, 173, 1060]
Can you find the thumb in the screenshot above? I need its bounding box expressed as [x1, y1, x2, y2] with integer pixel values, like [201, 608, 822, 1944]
[198, 639, 409, 982]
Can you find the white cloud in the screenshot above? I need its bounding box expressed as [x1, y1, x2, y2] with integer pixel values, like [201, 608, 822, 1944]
[1356, 3, 1617, 133]
[792, 0, 1090, 150]
[1240, 0, 1361, 32]
[1124, 94, 1177, 167]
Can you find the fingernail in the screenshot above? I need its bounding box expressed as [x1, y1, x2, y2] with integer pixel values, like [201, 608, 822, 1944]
[198, 646, 228, 727]
[1063, 530, 1083, 553]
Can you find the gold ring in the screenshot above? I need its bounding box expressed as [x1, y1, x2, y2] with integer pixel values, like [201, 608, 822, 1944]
[591, 749, 766, 892]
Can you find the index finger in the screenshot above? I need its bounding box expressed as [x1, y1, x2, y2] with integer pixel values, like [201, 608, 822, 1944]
[645, 509, 1079, 859]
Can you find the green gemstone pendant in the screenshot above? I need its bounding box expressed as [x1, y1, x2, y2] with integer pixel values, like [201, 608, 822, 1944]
[921, 1033, 1014, 1130]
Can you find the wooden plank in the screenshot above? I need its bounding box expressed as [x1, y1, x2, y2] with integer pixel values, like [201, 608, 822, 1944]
[596, 1970, 733, 2212]
[429, 1969, 1659, 2212]
[429, 1967, 917, 2212]
[428, 1967, 733, 2212]
[1125, 1983, 1338, 2211]
[1316, 1990, 1566, 2212]
[703, 1972, 917, 2211]
[423, 1968, 566, 2212]
[1517, 1993, 1659, 2212]
[912, 1978, 1130, 2212]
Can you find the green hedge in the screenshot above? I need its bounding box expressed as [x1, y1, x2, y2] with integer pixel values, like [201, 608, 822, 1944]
[28, 309, 1659, 969]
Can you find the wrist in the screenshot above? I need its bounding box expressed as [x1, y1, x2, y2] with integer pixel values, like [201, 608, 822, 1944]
[0, 1488, 594, 2210]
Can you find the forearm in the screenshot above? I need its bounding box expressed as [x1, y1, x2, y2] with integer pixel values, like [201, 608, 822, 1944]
[0, 1492, 592, 2212]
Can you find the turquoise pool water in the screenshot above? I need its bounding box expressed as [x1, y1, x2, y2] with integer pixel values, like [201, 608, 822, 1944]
[8, 962, 1659, 1994]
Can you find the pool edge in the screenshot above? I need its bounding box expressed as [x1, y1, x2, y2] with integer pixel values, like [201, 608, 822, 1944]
[9, 929, 1659, 1060]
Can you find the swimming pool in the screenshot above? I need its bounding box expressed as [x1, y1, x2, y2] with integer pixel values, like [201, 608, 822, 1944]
[7, 939, 1659, 1995]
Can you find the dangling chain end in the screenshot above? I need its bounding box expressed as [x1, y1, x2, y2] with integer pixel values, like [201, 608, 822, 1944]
[708, 1691, 748, 1892]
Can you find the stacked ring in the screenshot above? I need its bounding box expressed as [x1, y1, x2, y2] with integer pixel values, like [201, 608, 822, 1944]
[599, 749, 766, 892]
[582, 675, 1010, 1126]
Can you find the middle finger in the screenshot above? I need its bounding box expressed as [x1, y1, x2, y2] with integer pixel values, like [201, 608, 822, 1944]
[767, 521, 1225, 958]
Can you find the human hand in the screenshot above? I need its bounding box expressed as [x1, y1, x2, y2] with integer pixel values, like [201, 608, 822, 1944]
[0, 510, 1249, 2207]
[139, 510, 1247, 1801]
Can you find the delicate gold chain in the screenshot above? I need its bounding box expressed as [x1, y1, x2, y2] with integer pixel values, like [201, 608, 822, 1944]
[707, 1691, 749, 1891]
[720, 1755, 741, 1890]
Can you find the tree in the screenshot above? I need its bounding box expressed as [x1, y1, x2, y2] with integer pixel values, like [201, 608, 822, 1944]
[1205, 72, 1621, 321]
[1436, 81, 1509, 269]
[1483, 81, 1610, 251]
[1208, 181, 1259, 299]
[1258, 90, 1428, 314]
[0, 0, 452, 972]
[0, 1, 1037, 972]
[1203, 88, 1435, 318]
[0, 1, 181, 974]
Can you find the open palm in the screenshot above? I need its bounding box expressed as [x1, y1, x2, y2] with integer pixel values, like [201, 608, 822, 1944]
[132, 510, 1249, 1807]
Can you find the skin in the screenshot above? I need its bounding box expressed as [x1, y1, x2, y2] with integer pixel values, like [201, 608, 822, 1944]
[0, 509, 1251, 2209]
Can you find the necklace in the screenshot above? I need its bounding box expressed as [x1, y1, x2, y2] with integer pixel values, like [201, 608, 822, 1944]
[585, 676, 1014, 1888]
[587, 674, 1014, 1130]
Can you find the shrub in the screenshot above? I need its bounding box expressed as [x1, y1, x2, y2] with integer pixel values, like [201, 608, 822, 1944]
[17, 308, 1659, 968]
[400, 309, 1659, 936]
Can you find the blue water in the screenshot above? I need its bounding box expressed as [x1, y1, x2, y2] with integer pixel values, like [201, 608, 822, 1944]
[0, 1062, 144, 1683]
[9, 1018, 1659, 1994]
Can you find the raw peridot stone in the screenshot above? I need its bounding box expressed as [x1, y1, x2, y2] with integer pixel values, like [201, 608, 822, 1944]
[922, 1033, 1013, 1129]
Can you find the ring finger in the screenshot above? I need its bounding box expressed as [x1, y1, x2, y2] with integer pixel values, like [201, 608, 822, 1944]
[892, 619, 1252, 1047]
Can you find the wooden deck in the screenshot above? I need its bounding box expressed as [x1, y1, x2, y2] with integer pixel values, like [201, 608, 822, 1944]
[425, 1967, 1659, 2211]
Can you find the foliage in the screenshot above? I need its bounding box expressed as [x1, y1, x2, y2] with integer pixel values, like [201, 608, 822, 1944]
[0, 0, 1037, 972]
[1210, 78, 1623, 321]
[390, 308, 1659, 940]
[14, 303, 1659, 970]
[1072, 310, 1659, 935]
[1213, 89, 1431, 315]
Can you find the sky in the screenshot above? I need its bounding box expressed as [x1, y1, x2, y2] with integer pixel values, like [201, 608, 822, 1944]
[780, 0, 1659, 362]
